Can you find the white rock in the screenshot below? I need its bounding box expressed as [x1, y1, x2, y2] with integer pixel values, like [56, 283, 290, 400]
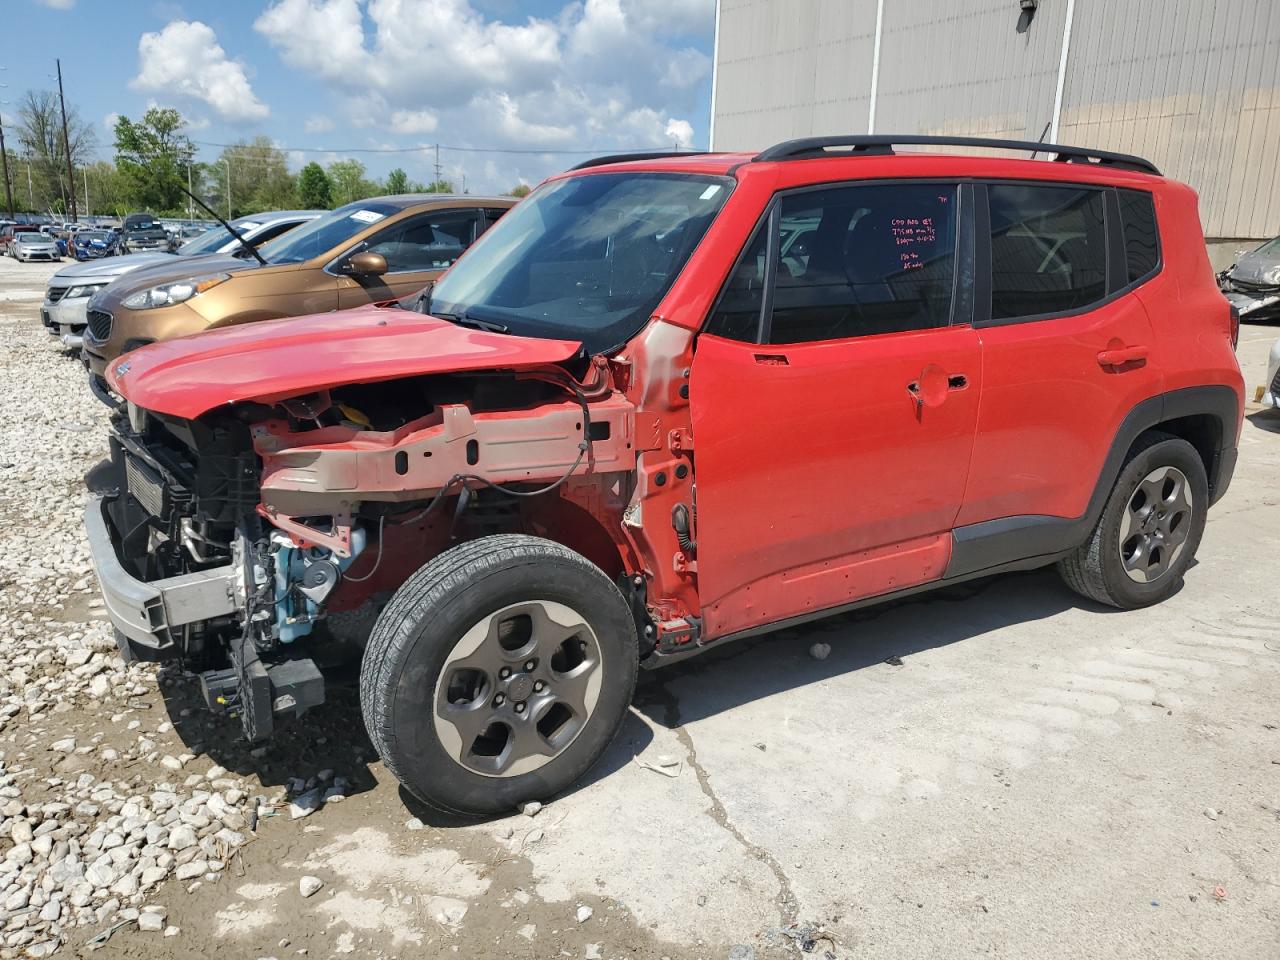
[167, 824, 198, 851]
[138, 911, 165, 932]
[809, 641, 831, 660]
[51, 738, 76, 753]
[576, 905, 594, 923]
[519, 801, 543, 817]
[299, 876, 323, 898]
[174, 860, 207, 881]
[426, 896, 468, 927]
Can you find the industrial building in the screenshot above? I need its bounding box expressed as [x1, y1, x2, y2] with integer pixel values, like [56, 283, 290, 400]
[710, 0, 1280, 263]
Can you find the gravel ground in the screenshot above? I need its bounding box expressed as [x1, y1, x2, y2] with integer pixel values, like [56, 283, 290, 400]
[0, 253, 1277, 960]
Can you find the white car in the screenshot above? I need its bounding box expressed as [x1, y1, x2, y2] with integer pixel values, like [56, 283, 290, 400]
[40, 211, 321, 349]
[1263, 338, 1280, 409]
[12, 233, 61, 262]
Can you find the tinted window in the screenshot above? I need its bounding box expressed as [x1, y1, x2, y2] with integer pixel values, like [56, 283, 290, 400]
[706, 219, 769, 341]
[988, 184, 1107, 319]
[767, 183, 957, 344]
[1118, 189, 1158, 282]
[368, 210, 477, 272]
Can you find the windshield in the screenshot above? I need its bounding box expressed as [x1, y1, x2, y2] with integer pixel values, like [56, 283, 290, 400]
[126, 218, 160, 231]
[1254, 236, 1280, 258]
[17, 233, 47, 244]
[77, 231, 109, 242]
[429, 172, 731, 353]
[178, 222, 259, 256]
[258, 201, 400, 265]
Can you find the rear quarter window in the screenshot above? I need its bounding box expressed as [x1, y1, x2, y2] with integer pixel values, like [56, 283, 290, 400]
[1117, 189, 1160, 283]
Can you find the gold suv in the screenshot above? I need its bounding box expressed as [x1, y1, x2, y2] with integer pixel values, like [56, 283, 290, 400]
[83, 194, 514, 388]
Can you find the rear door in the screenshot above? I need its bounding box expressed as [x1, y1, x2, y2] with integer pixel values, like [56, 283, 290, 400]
[690, 180, 982, 638]
[337, 208, 482, 308]
[953, 183, 1163, 553]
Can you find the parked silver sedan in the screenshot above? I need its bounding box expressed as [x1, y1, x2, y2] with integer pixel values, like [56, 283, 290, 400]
[11, 233, 62, 262]
[1220, 235, 1280, 321]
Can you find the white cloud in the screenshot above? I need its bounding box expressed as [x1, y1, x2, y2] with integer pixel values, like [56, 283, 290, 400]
[36, 0, 76, 9]
[256, 0, 710, 191]
[103, 112, 121, 132]
[131, 20, 269, 123]
[389, 109, 439, 135]
[305, 114, 335, 134]
[665, 118, 693, 149]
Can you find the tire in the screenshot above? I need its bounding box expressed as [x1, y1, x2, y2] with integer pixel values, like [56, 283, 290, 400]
[1058, 432, 1207, 609]
[360, 534, 638, 816]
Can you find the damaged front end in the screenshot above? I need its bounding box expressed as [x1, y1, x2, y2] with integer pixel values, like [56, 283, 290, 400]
[85, 358, 642, 743]
[85, 404, 332, 740]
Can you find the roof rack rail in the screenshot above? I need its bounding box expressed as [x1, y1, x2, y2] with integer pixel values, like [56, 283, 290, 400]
[570, 150, 708, 171]
[753, 135, 1159, 175]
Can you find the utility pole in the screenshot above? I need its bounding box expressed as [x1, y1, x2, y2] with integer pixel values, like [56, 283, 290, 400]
[187, 159, 193, 220]
[0, 71, 13, 220]
[433, 144, 441, 189]
[55, 58, 77, 222]
[0, 111, 13, 220]
[224, 159, 231, 219]
[82, 166, 89, 218]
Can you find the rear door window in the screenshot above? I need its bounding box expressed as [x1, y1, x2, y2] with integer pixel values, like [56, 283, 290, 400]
[986, 184, 1107, 319]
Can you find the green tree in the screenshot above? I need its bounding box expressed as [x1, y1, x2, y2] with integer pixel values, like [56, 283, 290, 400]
[114, 107, 194, 213]
[212, 137, 296, 217]
[326, 159, 378, 206]
[425, 178, 455, 194]
[82, 161, 129, 217]
[296, 162, 333, 209]
[507, 183, 532, 198]
[383, 167, 409, 194]
[15, 89, 96, 214]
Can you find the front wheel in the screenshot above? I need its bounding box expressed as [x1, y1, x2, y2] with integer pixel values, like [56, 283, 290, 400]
[360, 535, 638, 815]
[1058, 432, 1207, 608]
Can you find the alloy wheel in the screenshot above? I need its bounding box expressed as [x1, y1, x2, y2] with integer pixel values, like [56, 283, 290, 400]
[1117, 464, 1193, 583]
[432, 600, 604, 777]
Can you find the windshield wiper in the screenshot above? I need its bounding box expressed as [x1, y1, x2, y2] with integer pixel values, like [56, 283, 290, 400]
[434, 309, 510, 334]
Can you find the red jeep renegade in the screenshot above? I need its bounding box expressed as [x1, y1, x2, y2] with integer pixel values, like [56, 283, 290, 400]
[86, 136, 1244, 814]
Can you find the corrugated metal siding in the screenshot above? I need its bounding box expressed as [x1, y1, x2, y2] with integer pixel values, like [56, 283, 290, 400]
[1057, 0, 1280, 237]
[712, 0, 877, 149]
[712, 0, 1280, 238]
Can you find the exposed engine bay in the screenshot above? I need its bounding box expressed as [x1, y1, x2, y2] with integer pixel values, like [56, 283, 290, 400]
[89, 363, 651, 742]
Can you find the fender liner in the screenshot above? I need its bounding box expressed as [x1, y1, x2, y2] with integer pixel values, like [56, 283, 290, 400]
[945, 384, 1241, 579]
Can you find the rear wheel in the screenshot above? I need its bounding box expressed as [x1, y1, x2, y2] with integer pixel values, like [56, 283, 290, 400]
[360, 535, 637, 815]
[1058, 432, 1207, 608]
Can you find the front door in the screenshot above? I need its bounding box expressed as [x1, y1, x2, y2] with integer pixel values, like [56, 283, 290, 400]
[690, 181, 982, 638]
[337, 208, 482, 308]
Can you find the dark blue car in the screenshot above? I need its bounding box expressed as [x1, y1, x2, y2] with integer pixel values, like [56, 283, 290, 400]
[71, 230, 119, 260]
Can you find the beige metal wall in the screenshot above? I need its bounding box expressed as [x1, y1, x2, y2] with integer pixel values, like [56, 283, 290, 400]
[711, 0, 1280, 239]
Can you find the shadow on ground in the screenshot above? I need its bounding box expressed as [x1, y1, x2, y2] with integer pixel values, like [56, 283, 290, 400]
[156, 565, 1112, 818]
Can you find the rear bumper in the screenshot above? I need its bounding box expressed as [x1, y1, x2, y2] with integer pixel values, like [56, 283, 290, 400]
[84, 492, 239, 658]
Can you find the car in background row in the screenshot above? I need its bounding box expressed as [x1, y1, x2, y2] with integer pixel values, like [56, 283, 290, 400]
[43, 211, 322, 350]
[120, 214, 173, 254]
[1, 224, 41, 256]
[82, 195, 513, 392]
[71, 229, 121, 260]
[11, 232, 61, 262]
[1219, 234, 1280, 321]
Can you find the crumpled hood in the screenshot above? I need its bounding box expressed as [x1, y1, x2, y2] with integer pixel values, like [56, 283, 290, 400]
[108, 303, 584, 419]
[1229, 250, 1280, 286]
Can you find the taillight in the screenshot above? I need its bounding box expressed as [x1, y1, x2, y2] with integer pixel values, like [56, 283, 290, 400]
[1229, 304, 1240, 350]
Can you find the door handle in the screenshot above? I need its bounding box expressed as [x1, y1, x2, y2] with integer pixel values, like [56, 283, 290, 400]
[907, 365, 966, 409]
[1097, 345, 1148, 367]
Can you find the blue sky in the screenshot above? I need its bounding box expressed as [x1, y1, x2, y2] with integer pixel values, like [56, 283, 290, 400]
[6, 0, 716, 193]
